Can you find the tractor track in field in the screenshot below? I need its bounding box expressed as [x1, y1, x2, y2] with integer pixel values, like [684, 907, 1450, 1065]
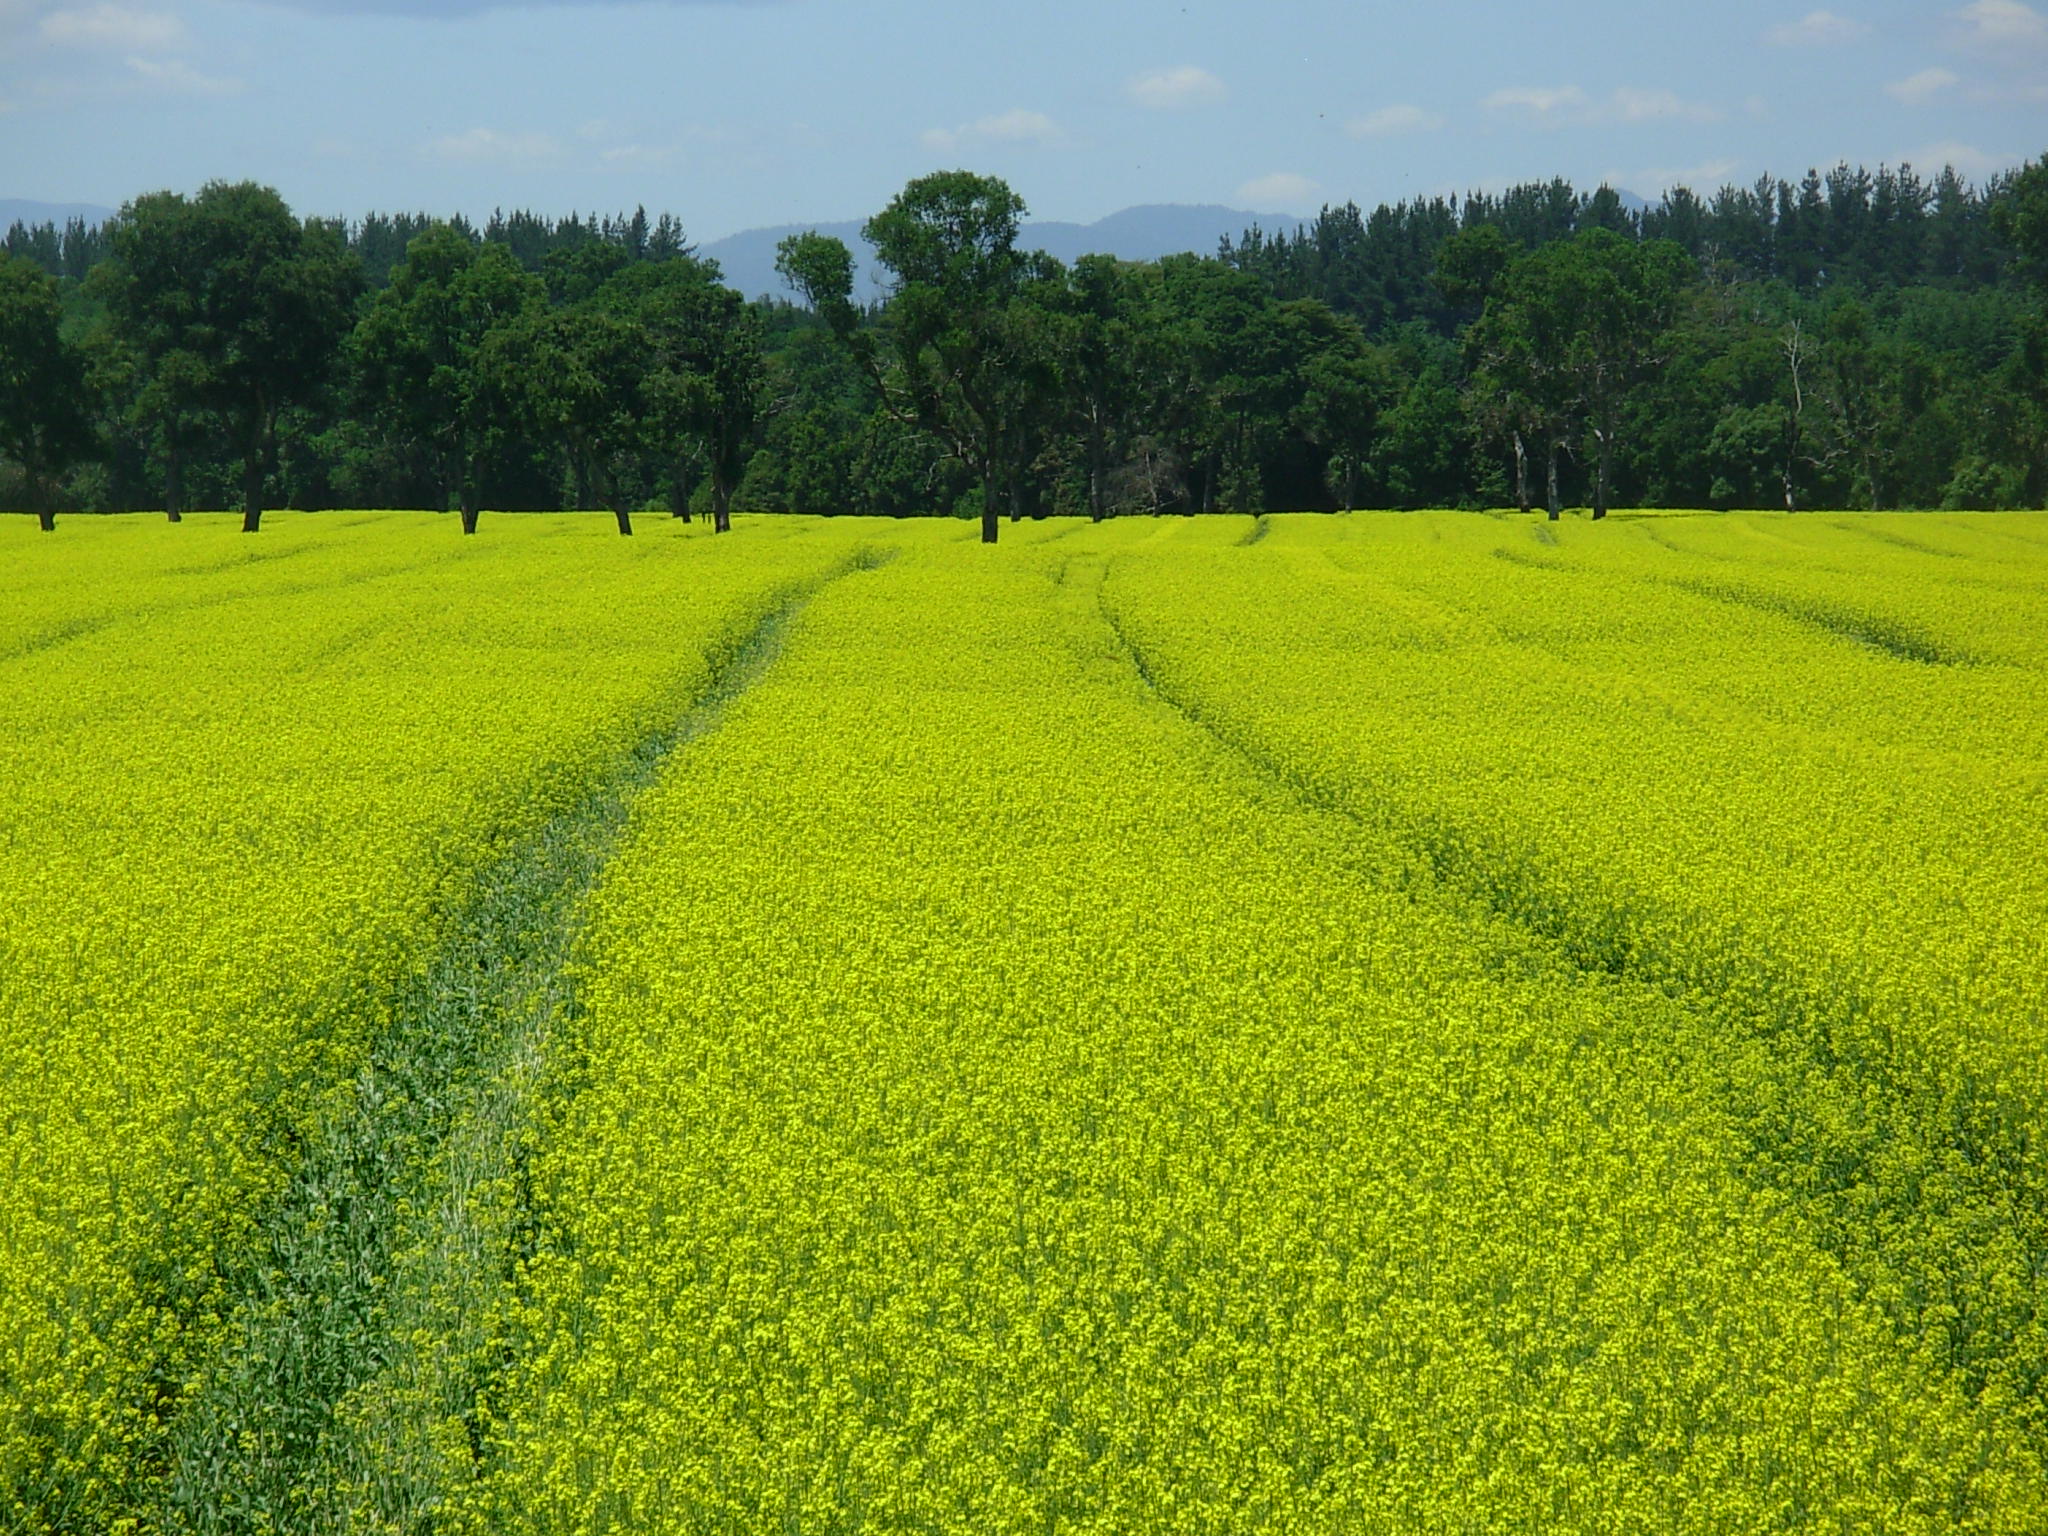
[147, 546, 894, 1536]
[1092, 550, 2048, 1471]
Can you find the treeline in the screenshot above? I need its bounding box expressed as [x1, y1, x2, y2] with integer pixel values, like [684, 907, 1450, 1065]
[4, 156, 2046, 536]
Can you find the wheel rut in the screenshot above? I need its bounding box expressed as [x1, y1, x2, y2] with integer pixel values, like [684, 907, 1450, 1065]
[1093, 551, 2048, 1468]
[148, 547, 892, 1535]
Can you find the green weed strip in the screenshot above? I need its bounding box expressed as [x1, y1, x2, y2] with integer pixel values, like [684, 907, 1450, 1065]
[461, 525, 2038, 1531]
[0, 516, 883, 1533]
[1103, 512, 2048, 1475]
[4, 513, 2046, 1532]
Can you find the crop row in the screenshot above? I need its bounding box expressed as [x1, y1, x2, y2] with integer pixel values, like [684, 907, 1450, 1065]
[460, 519, 2040, 1532]
[0, 513, 869, 1530]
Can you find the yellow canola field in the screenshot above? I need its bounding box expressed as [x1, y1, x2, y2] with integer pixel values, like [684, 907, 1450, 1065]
[0, 513, 869, 1530]
[464, 520, 2043, 1534]
[1102, 511, 2048, 1460]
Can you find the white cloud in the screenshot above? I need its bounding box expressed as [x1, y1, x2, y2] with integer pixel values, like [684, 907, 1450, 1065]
[40, 3, 184, 49]
[1953, 0, 2048, 46]
[429, 127, 562, 166]
[1483, 84, 1715, 124]
[1634, 158, 1740, 192]
[1128, 64, 1226, 110]
[1612, 86, 1722, 122]
[1909, 139, 2027, 177]
[126, 54, 237, 94]
[1886, 66, 1960, 103]
[1237, 171, 1318, 210]
[920, 108, 1063, 154]
[1484, 84, 1590, 116]
[1346, 103, 1443, 137]
[1766, 9, 1867, 45]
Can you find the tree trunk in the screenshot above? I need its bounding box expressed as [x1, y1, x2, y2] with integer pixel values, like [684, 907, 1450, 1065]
[1546, 441, 1562, 521]
[1088, 417, 1106, 522]
[165, 436, 183, 524]
[1513, 431, 1531, 515]
[1591, 428, 1611, 520]
[36, 508, 55, 532]
[612, 503, 634, 536]
[241, 445, 265, 534]
[711, 475, 732, 535]
[459, 492, 480, 536]
[980, 471, 998, 544]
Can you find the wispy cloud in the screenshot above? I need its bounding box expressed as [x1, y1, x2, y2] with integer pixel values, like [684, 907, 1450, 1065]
[1766, 9, 1867, 45]
[40, 3, 184, 49]
[1909, 139, 2027, 177]
[1345, 103, 1443, 137]
[428, 126, 563, 166]
[1484, 84, 1590, 117]
[126, 54, 238, 93]
[1886, 66, 1959, 103]
[1484, 85, 1717, 124]
[1237, 171, 1318, 210]
[1612, 86, 1722, 122]
[1632, 158, 1740, 192]
[919, 108, 1063, 154]
[1951, 0, 2047, 47]
[1128, 65, 1225, 109]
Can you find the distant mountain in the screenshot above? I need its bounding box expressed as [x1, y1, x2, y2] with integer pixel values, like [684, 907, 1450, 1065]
[2, 198, 117, 229]
[703, 203, 1302, 302]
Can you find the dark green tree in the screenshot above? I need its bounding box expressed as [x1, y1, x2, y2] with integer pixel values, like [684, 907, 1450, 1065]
[103, 181, 361, 531]
[0, 252, 95, 530]
[600, 259, 764, 533]
[780, 171, 1047, 542]
[354, 225, 544, 532]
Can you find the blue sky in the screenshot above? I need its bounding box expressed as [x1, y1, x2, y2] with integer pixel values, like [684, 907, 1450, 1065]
[3, 0, 2044, 240]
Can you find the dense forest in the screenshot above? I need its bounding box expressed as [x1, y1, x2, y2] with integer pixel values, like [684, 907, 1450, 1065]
[4, 155, 2046, 537]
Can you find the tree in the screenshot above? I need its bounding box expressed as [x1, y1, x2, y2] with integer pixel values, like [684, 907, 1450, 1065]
[1472, 230, 1691, 518]
[0, 252, 95, 530]
[488, 301, 651, 535]
[600, 259, 763, 533]
[1285, 300, 1387, 511]
[354, 225, 544, 533]
[780, 171, 1047, 542]
[103, 182, 361, 531]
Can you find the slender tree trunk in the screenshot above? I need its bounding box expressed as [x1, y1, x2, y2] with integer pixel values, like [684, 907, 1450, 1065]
[1088, 415, 1106, 522]
[612, 503, 634, 536]
[980, 470, 998, 544]
[712, 474, 732, 535]
[241, 441, 265, 534]
[1546, 441, 1562, 521]
[459, 481, 480, 536]
[1513, 430, 1531, 515]
[165, 436, 183, 523]
[1591, 427, 1610, 520]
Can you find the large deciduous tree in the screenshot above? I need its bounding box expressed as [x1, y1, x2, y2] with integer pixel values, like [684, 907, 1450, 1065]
[354, 225, 544, 533]
[104, 181, 360, 532]
[1469, 229, 1692, 518]
[0, 252, 95, 530]
[779, 171, 1058, 542]
[599, 259, 763, 533]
